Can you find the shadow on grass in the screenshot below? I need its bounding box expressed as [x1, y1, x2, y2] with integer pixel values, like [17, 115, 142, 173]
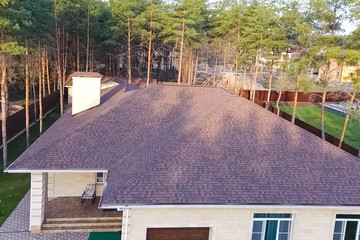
[0, 105, 61, 226]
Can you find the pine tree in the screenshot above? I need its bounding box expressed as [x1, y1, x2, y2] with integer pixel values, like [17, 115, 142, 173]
[338, 50, 360, 148]
[240, 2, 279, 102]
[110, 0, 146, 83]
[161, 0, 207, 85]
[0, 0, 26, 171]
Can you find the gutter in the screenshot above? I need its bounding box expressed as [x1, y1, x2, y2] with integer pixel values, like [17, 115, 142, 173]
[5, 169, 109, 173]
[99, 204, 360, 210]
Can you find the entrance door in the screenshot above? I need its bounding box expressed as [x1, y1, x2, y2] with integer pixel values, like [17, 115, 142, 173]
[146, 227, 210, 240]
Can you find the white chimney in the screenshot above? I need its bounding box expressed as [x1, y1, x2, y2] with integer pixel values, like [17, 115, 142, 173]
[72, 76, 101, 115]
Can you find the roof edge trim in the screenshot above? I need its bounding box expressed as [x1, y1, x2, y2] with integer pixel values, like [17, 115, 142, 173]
[100, 204, 360, 210]
[5, 169, 109, 173]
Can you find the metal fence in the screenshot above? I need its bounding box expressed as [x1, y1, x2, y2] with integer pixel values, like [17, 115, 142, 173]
[1, 90, 60, 146]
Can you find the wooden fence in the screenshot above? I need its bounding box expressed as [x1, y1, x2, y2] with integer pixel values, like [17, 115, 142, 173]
[241, 90, 357, 103]
[1, 90, 60, 146]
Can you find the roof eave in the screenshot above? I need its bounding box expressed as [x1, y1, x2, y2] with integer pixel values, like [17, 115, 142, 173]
[5, 169, 109, 173]
[99, 203, 360, 210]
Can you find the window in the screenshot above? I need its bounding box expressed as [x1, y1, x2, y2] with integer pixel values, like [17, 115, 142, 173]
[333, 215, 360, 240]
[96, 172, 104, 183]
[251, 214, 292, 240]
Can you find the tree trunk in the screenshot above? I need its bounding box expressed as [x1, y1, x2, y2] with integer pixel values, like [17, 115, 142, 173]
[265, 60, 274, 110]
[62, 31, 68, 109]
[242, 66, 247, 93]
[177, 18, 185, 85]
[146, 5, 153, 88]
[33, 80, 37, 122]
[213, 55, 218, 86]
[233, 25, 240, 91]
[276, 90, 282, 116]
[193, 50, 198, 85]
[127, 18, 132, 84]
[1, 58, 7, 171]
[321, 86, 327, 140]
[55, 14, 63, 114]
[25, 40, 30, 147]
[86, 6, 90, 72]
[339, 88, 356, 148]
[188, 51, 193, 85]
[46, 47, 50, 95]
[291, 71, 301, 124]
[339, 64, 344, 82]
[223, 46, 226, 74]
[76, 34, 80, 71]
[41, 46, 46, 96]
[38, 46, 43, 134]
[234, 50, 239, 94]
[5, 83, 8, 118]
[90, 48, 94, 72]
[251, 53, 260, 102]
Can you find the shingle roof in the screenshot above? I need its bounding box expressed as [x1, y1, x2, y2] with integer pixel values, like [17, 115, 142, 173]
[65, 72, 103, 86]
[7, 84, 360, 207]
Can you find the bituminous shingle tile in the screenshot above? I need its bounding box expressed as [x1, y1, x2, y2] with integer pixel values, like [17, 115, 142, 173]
[7, 85, 360, 207]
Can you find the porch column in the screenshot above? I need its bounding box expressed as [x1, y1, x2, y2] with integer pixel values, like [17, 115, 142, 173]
[30, 172, 46, 233]
[121, 209, 131, 240]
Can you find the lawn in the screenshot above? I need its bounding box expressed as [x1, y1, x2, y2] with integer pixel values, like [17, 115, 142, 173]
[0, 107, 60, 226]
[279, 105, 360, 149]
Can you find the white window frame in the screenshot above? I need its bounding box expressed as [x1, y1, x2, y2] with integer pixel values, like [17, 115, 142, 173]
[251, 214, 293, 240]
[96, 172, 104, 184]
[333, 218, 360, 240]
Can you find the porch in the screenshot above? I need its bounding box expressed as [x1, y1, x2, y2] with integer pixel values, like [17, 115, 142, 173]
[45, 197, 119, 219]
[41, 197, 122, 233]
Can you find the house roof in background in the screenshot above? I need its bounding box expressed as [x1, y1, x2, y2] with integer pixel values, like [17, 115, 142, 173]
[7, 84, 360, 207]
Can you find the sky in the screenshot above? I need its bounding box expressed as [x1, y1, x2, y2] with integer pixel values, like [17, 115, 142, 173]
[343, 20, 358, 35]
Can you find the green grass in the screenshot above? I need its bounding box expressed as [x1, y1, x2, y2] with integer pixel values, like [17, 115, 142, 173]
[0, 106, 60, 226]
[279, 105, 360, 149]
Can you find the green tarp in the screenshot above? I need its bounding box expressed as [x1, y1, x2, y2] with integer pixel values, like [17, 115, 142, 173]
[88, 232, 121, 240]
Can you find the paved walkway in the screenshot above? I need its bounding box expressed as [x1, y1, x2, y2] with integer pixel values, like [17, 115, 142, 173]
[0, 192, 89, 240]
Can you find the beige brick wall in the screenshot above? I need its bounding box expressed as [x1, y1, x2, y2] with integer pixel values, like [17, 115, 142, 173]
[48, 172, 107, 198]
[30, 173, 46, 233]
[127, 207, 360, 240]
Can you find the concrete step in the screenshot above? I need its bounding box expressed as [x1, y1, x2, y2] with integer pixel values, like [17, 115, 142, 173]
[42, 224, 121, 230]
[41, 228, 122, 234]
[46, 216, 122, 222]
[42, 221, 121, 228]
[42, 217, 122, 233]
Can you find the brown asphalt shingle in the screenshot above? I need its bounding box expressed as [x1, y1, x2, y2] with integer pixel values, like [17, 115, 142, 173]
[7, 85, 360, 206]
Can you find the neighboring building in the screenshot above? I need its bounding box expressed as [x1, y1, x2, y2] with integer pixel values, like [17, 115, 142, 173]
[6, 84, 360, 240]
[319, 60, 357, 82]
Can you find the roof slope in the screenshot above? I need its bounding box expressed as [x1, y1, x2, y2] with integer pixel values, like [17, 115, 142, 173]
[8, 85, 360, 206]
[65, 72, 103, 86]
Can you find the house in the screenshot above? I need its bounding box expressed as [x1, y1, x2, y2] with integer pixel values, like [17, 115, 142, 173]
[318, 60, 358, 82]
[5, 83, 360, 240]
